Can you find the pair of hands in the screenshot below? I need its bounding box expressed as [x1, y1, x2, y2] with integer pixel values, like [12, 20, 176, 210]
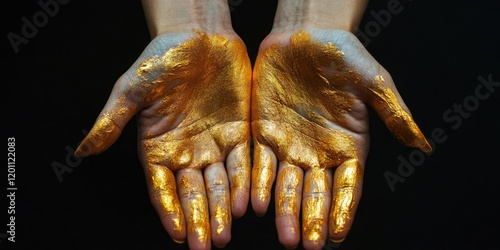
[75, 27, 430, 250]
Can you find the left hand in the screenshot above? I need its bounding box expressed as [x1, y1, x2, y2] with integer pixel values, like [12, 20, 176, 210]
[75, 30, 252, 249]
[250, 28, 431, 249]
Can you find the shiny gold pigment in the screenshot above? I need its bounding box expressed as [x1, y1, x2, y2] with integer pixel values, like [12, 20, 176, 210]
[366, 75, 432, 152]
[330, 159, 363, 240]
[75, 95, 137, 157]
[137, 31, 251, 173]
[252, 142, 275, 203]
[252, 30, 358, 171]
[148, 164, 183, 232]
[77, 30, 251, 165]
[180, 174, 210, 245]
[302, 168, 330, 243]
[76, 31, 252, 245]
[205, 172, 230, 235]
[275, 166, 303, 216]
[252, 30, 430, 243]
[228, 142, 251, 207]
[252, 31, 361, 239]
[213, 204, 229, 235]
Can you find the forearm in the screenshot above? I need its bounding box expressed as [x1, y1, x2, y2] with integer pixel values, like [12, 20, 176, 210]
[140, 0, 233, 38]
[272, 0, 369, 33]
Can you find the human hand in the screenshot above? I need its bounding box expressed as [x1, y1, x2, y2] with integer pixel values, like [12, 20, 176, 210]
[75, 29, 252, 249]
[250, 28, 431, 249]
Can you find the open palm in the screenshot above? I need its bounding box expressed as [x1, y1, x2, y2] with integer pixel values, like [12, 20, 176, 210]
[251, 29, 431, 249]
[76, 30, 252, 249]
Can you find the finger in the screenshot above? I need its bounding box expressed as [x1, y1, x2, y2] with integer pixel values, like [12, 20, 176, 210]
[145, 163, 186, 243]
[275, 163, 303, 249]
[204, 163, 232, 248]
[329, 159, 363, 243]
[363, 71, 432, 153]
[177, 168, 211, 250]
[75, 75, 139, 157]
[226, 142, 251, 218]
[251, 141, 277, 216]
[302, 167, 333, 250]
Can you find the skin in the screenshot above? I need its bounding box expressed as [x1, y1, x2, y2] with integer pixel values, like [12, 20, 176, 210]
[75, 1, 251, 249]
[250, 1, 432, 249]
[74, 1, 431, 249]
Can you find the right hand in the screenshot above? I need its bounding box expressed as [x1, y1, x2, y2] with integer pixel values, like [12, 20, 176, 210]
[251, 28, 431, 249]
[75, 30, 252, 249]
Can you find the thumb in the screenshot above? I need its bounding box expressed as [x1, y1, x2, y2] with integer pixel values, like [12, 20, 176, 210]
[363, 69, 432, 153]
[75, 75, 140, 158]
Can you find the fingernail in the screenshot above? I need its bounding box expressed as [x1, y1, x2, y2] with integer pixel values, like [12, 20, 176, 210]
[74, 140, 90, 158]
[330, 237, 344, 244]
[172, 238, 185, 244]
[419, 139, 433, 154]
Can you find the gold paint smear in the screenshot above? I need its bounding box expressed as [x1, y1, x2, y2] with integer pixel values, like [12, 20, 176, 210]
[206, 175, 230, 235]
[213, 204, 229, 235]
[276, 166, 302, 216]
[149, 165, 183, 232]
[331, 159, 362, 235]
[302, 168, 330, 243]
[252, 143, 274, 202]
[180, 174, 210, 245]
[137, 30, 251, 171]
[252, 30, 359, 170]
[366, 75, 432, 152]
[229, 142, 250, 203]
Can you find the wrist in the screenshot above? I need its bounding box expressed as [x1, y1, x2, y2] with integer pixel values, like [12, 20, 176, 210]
[141, 0, 234, 38]
[271, 0, 368, 34]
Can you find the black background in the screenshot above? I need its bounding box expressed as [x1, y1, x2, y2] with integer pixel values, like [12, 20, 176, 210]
[2, 0, 500, 249]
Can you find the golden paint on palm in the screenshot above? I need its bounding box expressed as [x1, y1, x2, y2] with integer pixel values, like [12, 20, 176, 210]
[252, 30, 358, 171]
[137, 31, 251, 171]
[252, 29, 431, 244]
[302, 168, 330, 243]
